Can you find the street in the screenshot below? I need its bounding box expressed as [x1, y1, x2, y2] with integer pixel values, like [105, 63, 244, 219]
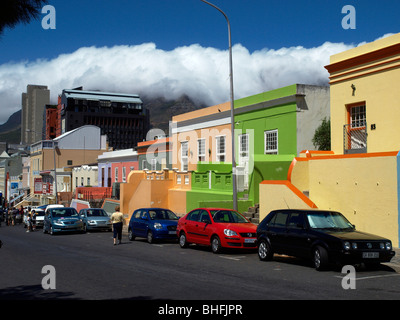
[1, 224, 400, 305]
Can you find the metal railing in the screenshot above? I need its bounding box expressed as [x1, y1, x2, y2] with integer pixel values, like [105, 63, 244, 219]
[343, 123, 367, 154]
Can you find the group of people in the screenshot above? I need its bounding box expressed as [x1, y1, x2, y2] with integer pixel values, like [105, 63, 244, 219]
[25, 208, 38, 232]
[0, 206, 23, 227]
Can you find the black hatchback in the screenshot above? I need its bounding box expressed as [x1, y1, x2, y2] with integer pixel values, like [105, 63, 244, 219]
[257, 209, 395, 270]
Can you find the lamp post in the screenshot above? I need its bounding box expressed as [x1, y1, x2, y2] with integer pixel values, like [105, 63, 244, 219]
[200, 0, 237, 210]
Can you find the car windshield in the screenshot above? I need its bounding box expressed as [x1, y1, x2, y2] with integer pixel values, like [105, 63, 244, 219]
[307, 211, 354, 230]
[51, 208, 79, 218]
[149, 209, 179, 220]
[86, 209, 108, 217]
[210, 210, 248, 223]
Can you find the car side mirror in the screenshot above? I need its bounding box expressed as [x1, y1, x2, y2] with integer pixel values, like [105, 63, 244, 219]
[202, 218, 211, 224]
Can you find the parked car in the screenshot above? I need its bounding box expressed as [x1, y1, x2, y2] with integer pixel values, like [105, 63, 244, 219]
[257, 209, 396, 270]
[43, 207, 84, 235]
[128, 208, 180, 243]
[79, 208, 112, 232]
[177, 208, 258, 253]
[24, 209, 45, 228]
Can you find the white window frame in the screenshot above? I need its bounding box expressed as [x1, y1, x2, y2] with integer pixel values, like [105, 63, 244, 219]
[151, 158, 157, 171]
[216, 135, 226, 162]
[197, 138, 206, 162]
[264, 129, 278, 155]
[122, 167, 126, 182]
[181, 141, 189, 171]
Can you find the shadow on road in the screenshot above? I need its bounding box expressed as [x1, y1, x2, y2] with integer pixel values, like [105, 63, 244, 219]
[0, 284, 78, 300]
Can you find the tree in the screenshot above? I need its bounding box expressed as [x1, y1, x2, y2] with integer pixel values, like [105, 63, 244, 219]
[0, 0, 47, 36]
[312, 117, 331, 151]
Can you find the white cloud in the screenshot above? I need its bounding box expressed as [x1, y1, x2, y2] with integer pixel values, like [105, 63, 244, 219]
[0, 41, 354, 125]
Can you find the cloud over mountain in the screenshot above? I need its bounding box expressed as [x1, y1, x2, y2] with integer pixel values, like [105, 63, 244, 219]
[0, 41, 354, 124]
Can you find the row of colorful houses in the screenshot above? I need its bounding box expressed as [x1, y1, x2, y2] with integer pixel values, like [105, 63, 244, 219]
[15, 33, 400, 247]
[117, 33, 400, 247]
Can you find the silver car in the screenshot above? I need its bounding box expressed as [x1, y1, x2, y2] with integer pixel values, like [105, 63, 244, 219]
[79, 208, 112, 232]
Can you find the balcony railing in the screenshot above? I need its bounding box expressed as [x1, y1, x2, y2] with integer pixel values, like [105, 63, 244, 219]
[343, 123, 367, 154]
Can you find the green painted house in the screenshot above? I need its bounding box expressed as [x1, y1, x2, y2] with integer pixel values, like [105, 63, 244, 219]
[186, 84, 330, 216]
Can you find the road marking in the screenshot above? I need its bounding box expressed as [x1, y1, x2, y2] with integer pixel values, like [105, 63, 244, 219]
[219, 255, 246, 261]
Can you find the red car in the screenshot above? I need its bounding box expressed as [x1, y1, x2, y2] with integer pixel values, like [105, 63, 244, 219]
[176, 208, 258, 253]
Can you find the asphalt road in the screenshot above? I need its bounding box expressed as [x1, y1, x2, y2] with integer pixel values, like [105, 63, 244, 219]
[1, 224, 400, 304]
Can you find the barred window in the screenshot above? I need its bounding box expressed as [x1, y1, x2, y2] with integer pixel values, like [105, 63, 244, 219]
[264, 130, 278, 154]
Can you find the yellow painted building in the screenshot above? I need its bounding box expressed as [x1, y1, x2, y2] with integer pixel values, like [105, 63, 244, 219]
[325, 33, 400, 154]
[260, 33, 400, 247]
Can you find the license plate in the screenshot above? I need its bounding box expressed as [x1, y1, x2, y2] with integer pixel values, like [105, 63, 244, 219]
[244, 238, 256, 244]
[363, 252, 379, 258]
[168, 231, 176, 235]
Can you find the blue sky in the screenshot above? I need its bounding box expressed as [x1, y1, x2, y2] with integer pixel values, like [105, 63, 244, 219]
[1, 0, 399, 63]
[0, 0, 399, 124]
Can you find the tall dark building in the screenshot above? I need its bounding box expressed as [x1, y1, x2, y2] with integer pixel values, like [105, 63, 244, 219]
[60, 88, 150, 150]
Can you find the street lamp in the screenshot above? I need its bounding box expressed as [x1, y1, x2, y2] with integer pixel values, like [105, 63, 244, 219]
[200, 0, 237, 210]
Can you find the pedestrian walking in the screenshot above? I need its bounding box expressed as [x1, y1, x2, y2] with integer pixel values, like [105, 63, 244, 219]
[26, 213, 32, 232]
[31, 210, 36, 231]
[110, 206, 124, 245]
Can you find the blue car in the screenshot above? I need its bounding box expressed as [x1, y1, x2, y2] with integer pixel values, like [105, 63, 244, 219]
[128, 208, 180, 243]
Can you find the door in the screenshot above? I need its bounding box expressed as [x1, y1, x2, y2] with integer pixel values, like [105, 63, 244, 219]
[285, 212, 310, 258]
[267, 211, 289, 254]
[195, 209, 213, 245]
[238, 134, 249, 190]
[184, 210, 201, 243]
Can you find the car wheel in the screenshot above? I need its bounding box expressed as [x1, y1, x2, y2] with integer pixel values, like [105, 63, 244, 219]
[258, 239, 273, 261]
[179, 232, 188, 248]
[128, 229, 135, 241]
[147, 231, 154, 244]
[211, 236, 222, 254]
[313, 246, 329, 271]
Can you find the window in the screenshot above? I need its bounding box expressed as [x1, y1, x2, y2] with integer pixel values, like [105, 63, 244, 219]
[81, 177, 84, 186]
[187, 210, 200, 221]
[87, 177, 91, 186]
[151, 159, 157, 171]
[216, 136, 226, 162]
[197, 138, 206, 162]
[181, 141, 188, 171]
[269, 211, 289, 227]
[239, 134, 249, 158]
[287, 213, 305, 229]
[264, 129, 278, 154]
[122, 167, 126, 182]
[115, 167, 118, 182]
[349, 104, 366, 128]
